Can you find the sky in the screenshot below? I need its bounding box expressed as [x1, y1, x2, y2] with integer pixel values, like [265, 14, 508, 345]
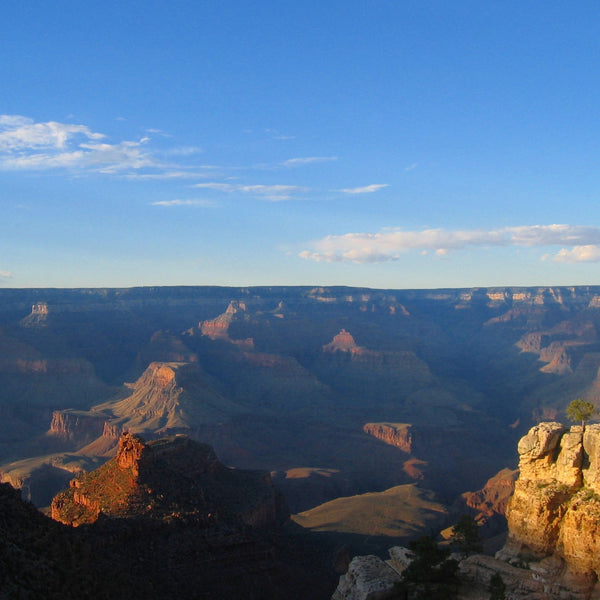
[2, 1, 600, 289]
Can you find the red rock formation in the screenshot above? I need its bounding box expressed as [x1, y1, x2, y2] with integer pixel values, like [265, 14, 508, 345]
[363, 422, 412, 453]
[462, 468, 517, 520]
[198, 300, 255, 348]
[49, 410, 106, 441]
[322, 329, 358, 352]
[51, 433, 288, 529]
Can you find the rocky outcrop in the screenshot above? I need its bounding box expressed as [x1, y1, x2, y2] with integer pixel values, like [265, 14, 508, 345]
[333, 423, 600, 599]
[331, 554, 401, 600]
[363, 423, 412, 453]
[493, 422, 600, 597]
[51, 432, 288, 529]
[323, 329, 360, 352]
[20, 302, 49, 327]
[198, 300, 254, 349]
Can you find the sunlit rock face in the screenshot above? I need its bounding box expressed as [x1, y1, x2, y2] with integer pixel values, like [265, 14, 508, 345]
[499, 422, 600, 597]
[51, 432, 288, 529]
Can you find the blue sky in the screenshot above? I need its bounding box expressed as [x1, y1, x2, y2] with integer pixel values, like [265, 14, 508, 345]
[2, 1, 600, 289]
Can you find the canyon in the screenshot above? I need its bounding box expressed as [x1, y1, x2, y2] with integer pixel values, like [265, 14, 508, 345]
[2, 285, 600, 597]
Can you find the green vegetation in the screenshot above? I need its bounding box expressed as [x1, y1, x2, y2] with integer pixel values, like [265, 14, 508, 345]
[450, 514, 483, 557]
[566, 398, 596, 431]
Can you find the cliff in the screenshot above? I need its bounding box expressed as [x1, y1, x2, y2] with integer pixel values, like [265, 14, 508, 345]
[489, 422, 599, 594]
[332, 423, 600, 600]
[198, 300, 255, 349]
[363, 423, 413, 453]
[51, 432, 288, 529]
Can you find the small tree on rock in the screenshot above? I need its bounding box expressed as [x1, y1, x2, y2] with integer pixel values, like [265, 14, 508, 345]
[397, 535, 460, 600]
[566, 398, 596, 432]
[450, 514, 483, 558]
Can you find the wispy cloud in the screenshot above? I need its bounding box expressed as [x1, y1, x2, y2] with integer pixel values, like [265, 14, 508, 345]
[282, 156, 338, 167]
[0, 115, 104, 151]
[194, 182, 306, 201]
[150, 199, 215, 207]
[338, 184, 389, 194]
[0, 115, 159, 174]
[0, 270, 13, 279]
[125, 170, 216, 180]
[163, 146, 203, 156]
[266, 128, 295, 140]
[299, 224, 600, 264]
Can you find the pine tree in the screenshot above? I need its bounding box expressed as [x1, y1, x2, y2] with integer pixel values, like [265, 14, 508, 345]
[450, 514, 483, 557]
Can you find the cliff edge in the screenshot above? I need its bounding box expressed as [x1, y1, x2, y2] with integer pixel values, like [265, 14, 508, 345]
[494, 421, 600, 596]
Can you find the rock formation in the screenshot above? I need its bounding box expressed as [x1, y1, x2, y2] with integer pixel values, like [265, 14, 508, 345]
[323, 329, 360, 352]
[516, 320, 598, 374]
[331, 554, 401, 600]
[20, 302, 49, 327]
[90, 361, 247, 439]
[363, 423, 413, 453]
[198, 300, 254, 348]
[332, 422, 600, 599]
[52, 432, 288, 528]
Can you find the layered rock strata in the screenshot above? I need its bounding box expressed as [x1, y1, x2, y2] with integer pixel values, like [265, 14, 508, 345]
[497, 422, 600, 595]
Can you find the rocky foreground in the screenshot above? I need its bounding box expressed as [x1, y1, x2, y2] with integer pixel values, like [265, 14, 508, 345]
[1, 433, 337, 600]
[333, 422, 600, 600]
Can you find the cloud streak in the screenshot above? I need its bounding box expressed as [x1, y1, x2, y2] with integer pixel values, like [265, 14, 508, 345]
[299, 224, 600, 264]
[194, 182, 306, 201]
[281, 156, 338, 167]
[0, 270, 14, 279]
[338, 184, 389, 194]
[150, 199, 215, 207]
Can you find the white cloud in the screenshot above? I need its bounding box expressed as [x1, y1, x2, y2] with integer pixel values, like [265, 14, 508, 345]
[338, 184, 389, 194]
[299, 224, 600, 264]
[0, 114, 161, 175]
[553, 245, 600, 263]
[0, 116, 104, 151]
[0, 270, 13, 279]
[282, 156, 338, 167]
[150, 199, 215, 207]
[194, 182, 306, 201]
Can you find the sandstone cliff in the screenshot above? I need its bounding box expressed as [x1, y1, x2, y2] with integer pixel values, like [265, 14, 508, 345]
[491, 422, 600, 595]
